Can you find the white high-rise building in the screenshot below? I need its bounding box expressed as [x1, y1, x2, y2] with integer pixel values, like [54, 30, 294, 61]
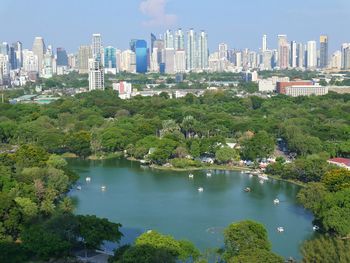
[307, 41, 317, 69]
[32, 37, 45, 73]
[164, 48, 175, 74]
[290, 41, 297, 68]
[164, 30, 174, 49]
[218, 43, 228, 60]
[341, 43, 350, 70]
[262, 34, 267, 52]
[261, 50, 272, 70]
[92, 34, 102, 60]
[235, 51, 242, 68]
[175, 29, 184, 50]
[296, 43, 304, 68]
[0, 54, 10, 86]
[331, 51, 342, 70]
[22, 50, 39, 72]
[120, 50, 136, 73]
[198, 30, 208, 70]
[186, 29, 197, 70]
[89, 58, 104, 91]
[175, 50, 186, 73]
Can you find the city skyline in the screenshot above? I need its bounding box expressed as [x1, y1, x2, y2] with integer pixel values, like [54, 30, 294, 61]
[1, 0, 349, 52]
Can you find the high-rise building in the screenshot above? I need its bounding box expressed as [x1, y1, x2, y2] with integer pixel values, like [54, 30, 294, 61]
[104, 46, 117, 73]
[175, 29, 184, 50]
[262, 34, 267, 52]
[296, 43, 304, 68]
[307, 41, 317, 69]
[9, 45, 17, 70]
[261, 50, 272, 70]
[278, 35, 289, 69]
[164, 30, 174, 49]
[164, 48, 175, 74]
[330, 51, 342, 70]
[22, 50, 39, 72]
[341, 43, 350, 70]
[13, 41, 23, 68]
[198, 31, 208, 70]
[319, 35, 329, 69]
[175, 50, 186, 73]
[78, 45, 92, 74]
[0, 42, 9, 56]
[32, 37, 46, 73]
[56, 48, 68, 66]
[218, 43, 228, 60]
[134, 40, 147, 73]
[150, 33, 157, 52]
[290, 41, 297, 68]
[92, 34, 102, 61]
[120, 50, 136, 73]
[186, 29, 197, 70]
[89, 58, 104, 91]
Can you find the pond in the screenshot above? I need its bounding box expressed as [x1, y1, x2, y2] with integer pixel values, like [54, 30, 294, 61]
[69, 158, 314, 260]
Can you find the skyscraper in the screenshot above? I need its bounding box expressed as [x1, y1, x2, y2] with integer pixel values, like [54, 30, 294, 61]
[92, 34, 102, 61]
[277, 35, 289, 69]
[150, 33, 157, 52]
[104, 46, 117, 73]
[341, 43, 350, 70]
[320, 35, 329, 69]
[13, 41, 23, 68]
[290, 41, 297, 68]
[218, 43, 228, 60]
[198, 31, 208, 70]
[9, 46, 17, 70]
[164, 48, 175, 74]
[186, 29, 197, 70]
[78, 45, 92, 74]
[175, 29, 184, 50]
[56, 48, 68, 66]
[175, 50, 186, 73]
[262, 34, 267, 52]
[89, 58, 104, 91]
[296, 43, 304, 68]
[32, 37, 46, 73]
[135, 40, 148, 73]
[164, 30, 174, 49]
[0, 42, 9, 56]
[307, 41, 317, 69]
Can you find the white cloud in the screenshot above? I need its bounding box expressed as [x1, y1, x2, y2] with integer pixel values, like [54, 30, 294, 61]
[139, 0, 177, 27]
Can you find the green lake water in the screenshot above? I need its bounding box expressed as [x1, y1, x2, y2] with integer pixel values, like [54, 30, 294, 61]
[69, 158, 314, 260]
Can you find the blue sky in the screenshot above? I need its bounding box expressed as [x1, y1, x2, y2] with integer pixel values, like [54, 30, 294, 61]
[1, 0, 349, 53]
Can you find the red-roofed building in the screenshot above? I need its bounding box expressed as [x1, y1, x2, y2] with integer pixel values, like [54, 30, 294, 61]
[328, 158, 350, 170]
[277, 81, 313, 94]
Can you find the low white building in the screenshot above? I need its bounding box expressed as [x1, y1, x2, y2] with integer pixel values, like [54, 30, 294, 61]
[285, 85, 328, 97]
[113, 81, 132, 99]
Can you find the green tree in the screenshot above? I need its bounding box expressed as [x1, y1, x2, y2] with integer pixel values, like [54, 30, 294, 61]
[224, 220, 271, 258]
[241, 131, 274, 160]
[215, 147, 240, 164]
[21, 224, 71, 260]
[65, 131, 91, 157]
[321, 169, 350, 192]
[77, 215, 122, 258]
[318, 189, 350, 236]
[301, 236, 350, 263]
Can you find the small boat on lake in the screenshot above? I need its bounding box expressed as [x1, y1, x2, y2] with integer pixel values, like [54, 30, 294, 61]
[101, 186, 106, 191]
[86, 177, 91, 182]
[277, 227, 284, 232]
[76, 185, 82, 190]
[313, 225, 320, 231]
[189, 174, 194, 179]
[198, 187, 204, 192]
[258, 174, 269, 181]
[274, 199, 280, 205]
[259, 180, 264, 184]
[244, 187, 251, 192]
[206, 172, 212, 177]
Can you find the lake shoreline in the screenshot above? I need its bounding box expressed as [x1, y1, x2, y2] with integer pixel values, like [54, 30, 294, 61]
[64, 153, 305, 187]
